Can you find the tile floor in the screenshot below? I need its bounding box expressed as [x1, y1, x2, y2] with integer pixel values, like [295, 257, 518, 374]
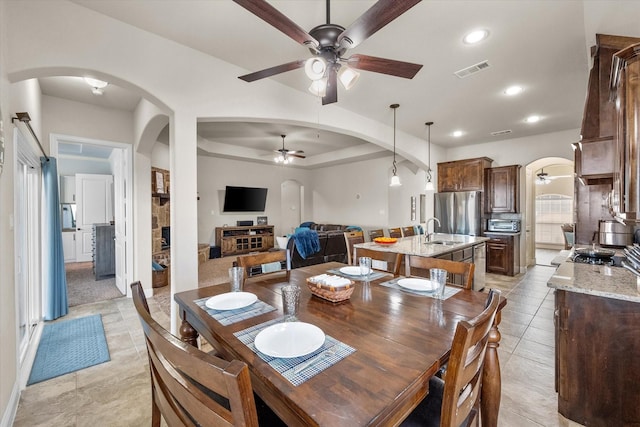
[13, 264, 584, 426]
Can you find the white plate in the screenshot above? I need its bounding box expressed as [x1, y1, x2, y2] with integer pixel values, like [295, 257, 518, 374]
[397, 278, 438, 292]
[254, 322, 325, 358]
[205, 292, 257, 311]
[340, 266, 364, 276]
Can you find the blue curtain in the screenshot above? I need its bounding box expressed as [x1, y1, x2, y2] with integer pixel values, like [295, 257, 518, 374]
[42, 157, 68, 320]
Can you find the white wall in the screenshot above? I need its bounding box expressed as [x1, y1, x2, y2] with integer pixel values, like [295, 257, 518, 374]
[197, 156, 311, 244]
[42, 95, 133, 147]
[1, 76, 43, 425]
[446, 129, 577, 166]
[151, 141, 170, 171]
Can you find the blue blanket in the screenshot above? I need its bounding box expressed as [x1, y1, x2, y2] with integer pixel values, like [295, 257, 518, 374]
[292, 229, 321, 259]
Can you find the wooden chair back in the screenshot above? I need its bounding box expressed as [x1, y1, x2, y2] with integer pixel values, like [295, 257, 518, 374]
[440, 289, 501, 427]
[131, 281, 261, 427]
[560, 223, 575, 249]
[404, 256, 475, 290]
[354, 247, 403, 277]
[388, 227, 403, 238]
[344, 230, 365, 265]
[401, 226, 416, 237]
[368, 229, 385, 240]
[236, 250, 290, 286]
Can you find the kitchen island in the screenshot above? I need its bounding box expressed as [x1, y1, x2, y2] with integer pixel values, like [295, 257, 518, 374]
[548, 258, 640, 427]
[354, 234, 489, 290]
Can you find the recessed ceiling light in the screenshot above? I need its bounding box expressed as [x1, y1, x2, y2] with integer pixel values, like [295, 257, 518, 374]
[463, 29, 489, 44]
[84, 77, 108, 89]
[504, 85, 523, 96]
[452, 130, 464, 137]
[525, 115, 541, 123]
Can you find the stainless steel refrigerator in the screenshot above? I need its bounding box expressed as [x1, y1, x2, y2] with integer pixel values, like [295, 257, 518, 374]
[433, 191, 482, 236]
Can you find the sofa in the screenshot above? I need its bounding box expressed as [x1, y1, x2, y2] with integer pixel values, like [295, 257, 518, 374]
[287, 223, 359, 268]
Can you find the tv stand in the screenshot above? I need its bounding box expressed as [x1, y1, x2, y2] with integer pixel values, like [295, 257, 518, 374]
[215, 225, 274, 257]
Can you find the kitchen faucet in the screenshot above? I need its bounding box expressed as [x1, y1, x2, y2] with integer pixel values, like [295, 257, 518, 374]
[425, 217, 441, 242]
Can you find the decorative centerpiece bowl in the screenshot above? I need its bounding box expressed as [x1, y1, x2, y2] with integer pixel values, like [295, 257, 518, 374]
[373, 237, 398, 245]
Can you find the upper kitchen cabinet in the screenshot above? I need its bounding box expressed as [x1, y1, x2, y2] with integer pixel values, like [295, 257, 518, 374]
[485, 165, 520, 213]
[437, 157, 493, 192]
[575, 137, 615, 181]
[60, 175, 76, 203]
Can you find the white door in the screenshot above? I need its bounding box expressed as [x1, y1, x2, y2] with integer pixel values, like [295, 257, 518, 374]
[14, 127, 42, 366]
[75, 174, 113, 262]
[111, 150, 126, 294]
[281, 180, 302, 235]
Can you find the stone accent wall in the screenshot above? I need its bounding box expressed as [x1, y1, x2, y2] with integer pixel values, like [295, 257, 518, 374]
[152, 167, 170, 256]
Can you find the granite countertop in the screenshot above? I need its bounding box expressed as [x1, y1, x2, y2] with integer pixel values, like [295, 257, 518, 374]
[548, 257, 640, 303]
[354, 234, 489, 257]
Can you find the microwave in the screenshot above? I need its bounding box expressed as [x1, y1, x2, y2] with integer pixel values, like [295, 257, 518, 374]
[487, 219, 521, 233]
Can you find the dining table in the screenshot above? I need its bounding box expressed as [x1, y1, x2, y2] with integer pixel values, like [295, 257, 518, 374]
[174, 261, 506, 427]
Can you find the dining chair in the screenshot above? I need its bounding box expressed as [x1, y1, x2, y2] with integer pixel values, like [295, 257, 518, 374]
[388, 227, 403, 238]
[344, 230, 365, 265]
[236, 250, 290, 286]
[368, 229, 385, 240]
[404, 255, 475, 290]
[130, 281, 285, 427]
[401, 226, 416, 237]
[401, 289, 501, 427]
[560, 223, 575, 249]
[353, 247, 403, 277]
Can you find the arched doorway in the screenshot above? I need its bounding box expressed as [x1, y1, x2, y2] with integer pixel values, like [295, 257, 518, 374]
[525, 158, 574, 266]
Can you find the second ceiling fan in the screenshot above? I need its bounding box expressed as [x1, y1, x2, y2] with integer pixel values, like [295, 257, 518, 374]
[233, 0, 423, 105]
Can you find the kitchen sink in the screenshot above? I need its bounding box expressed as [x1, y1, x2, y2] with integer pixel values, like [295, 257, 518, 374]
[425, 240, 458, 246]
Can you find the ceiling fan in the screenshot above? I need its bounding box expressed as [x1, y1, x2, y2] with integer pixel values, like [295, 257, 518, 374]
[233, 0, 423, 105]
[536, 169, 572, 184]
[274, 134, 305, 164]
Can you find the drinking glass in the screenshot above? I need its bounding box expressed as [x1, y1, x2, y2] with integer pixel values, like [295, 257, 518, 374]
[281, 284, 301, 321]
[430, 268, 448, 300]
[228, 266, 244, 292]
[359, 256, 372, 278]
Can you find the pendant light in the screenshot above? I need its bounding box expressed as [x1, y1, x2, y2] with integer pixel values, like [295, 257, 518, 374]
[389, 103, 401, 187]
[425, 121, 435, 191]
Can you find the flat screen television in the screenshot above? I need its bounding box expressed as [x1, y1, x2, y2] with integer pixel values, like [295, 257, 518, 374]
[223, 186, 268, 212]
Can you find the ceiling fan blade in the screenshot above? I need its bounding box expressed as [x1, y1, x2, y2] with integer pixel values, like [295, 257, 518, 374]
[233, 0, 319, 50]
[289, 153, 306, 159]
[287, 150, 305, 154]
[322, 68, 338, 105]
[346, 54, 423, 79]
[337, 0, 422, 50]
[239, 60, 306, 82]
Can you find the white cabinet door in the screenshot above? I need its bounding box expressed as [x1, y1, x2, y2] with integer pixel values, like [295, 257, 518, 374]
[60, 175, 76, 203]
[75, 174, 113, 262]
[62, 231, 76, 263]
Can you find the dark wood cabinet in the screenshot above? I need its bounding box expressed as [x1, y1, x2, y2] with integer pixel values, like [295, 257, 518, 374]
[485, 165, 520, 213]
[555, 290, 640, 426]
[215, 225, 274, 257]
[576, 136, 614, 181]
[93, 223, 115, 280]
[437, 157, 493, 192]
[484, 233, 515, 276]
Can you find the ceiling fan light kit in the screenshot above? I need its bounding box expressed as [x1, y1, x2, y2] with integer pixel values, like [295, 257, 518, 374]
[234, 0, 423, 105]
[274, 134, 305, 165]
[305, 57, 327, 80]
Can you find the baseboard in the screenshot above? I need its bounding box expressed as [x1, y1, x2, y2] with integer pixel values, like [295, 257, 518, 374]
[0, 381, 20, 427]
[0, 319, 42, 427]
[19, 322, 44, 389]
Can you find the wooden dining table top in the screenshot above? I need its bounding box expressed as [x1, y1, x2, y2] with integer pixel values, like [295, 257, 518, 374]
[174, 262, 506, 427]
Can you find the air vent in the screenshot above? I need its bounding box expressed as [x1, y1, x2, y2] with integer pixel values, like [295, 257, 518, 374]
[454, 60, 490, 78]
[491, 129, 512, 136]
